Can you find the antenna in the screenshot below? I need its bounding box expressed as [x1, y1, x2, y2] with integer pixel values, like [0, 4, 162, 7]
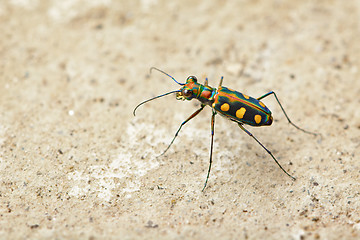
[150, 67, 185, 86]
[133, 90, 181, 116]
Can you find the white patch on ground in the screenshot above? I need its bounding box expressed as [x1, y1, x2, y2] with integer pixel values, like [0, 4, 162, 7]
[67, 113, 241, 201]
[47, 0, 111, 22]
[68, 119, 163, 201]
[292, 229, 306, 240]
[10, 0, 38, 9]
[354, 222, 360, 231]
[140, 0, 158, 11]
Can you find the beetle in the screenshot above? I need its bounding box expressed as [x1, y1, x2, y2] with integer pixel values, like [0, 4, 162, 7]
[133, 67, 317, 191]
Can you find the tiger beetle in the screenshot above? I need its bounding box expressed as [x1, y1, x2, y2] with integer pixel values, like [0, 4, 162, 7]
[133, 67, 317, 191]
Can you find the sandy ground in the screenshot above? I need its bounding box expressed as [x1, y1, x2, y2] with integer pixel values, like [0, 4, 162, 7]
[1, 0, 360, 239]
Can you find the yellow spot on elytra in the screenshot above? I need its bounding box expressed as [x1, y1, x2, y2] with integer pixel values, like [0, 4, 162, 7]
[259, 101, 265, 108]
[254, 115, 262, 124]
[236, 107, 246, 119]
[221, 103, 230, 111]
[243, 93, 250, 99]
[212, 103, 216, 108]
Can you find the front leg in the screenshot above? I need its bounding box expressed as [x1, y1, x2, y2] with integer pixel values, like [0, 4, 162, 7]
[160, 104, 205, 156]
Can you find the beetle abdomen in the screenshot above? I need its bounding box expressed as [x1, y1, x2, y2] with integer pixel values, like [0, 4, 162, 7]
[213, 86, 272, 126]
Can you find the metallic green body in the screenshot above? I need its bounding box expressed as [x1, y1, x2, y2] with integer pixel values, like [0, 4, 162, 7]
[177, 77, 273, 126]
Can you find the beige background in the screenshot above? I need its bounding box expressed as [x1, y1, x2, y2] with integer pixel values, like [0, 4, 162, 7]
[1, 0, 359, 239]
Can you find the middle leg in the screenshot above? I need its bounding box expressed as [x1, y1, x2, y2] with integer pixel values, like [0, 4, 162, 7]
[202, 109, 217, 191]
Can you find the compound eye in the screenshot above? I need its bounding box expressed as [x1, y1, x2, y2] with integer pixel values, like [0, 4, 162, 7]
[187, 76, 197, 82]
[182, 88, 193, 97]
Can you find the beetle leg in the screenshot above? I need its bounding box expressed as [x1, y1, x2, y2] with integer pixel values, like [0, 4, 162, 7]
[204, 77, 208, 86]
[159, 104, 205, 157]
[218, 76, 224, 88]
[238, 123, 296, 180]
[202, 108, 217, 191]
[257, 91, 317, 136]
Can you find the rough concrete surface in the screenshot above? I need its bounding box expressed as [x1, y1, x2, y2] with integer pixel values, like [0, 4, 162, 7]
[1, 0, 360, 239]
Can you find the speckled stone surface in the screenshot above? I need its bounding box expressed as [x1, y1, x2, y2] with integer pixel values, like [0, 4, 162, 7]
[0, 1, 359, 239]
